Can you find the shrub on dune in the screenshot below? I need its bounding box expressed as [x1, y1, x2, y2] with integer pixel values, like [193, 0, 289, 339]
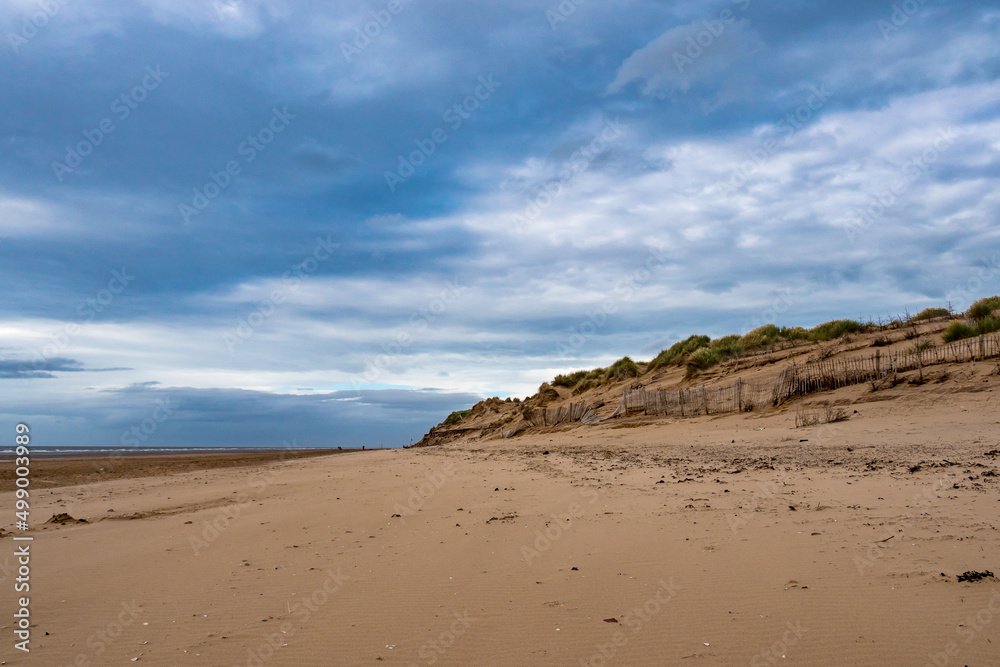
[605, 356, 639, 381]
[968, 296, 1000, 322]
[942, 321, 975, 342]
[807, 319, 866, 342]
[780, 326, 809, 341]
[685, 347, 722, 378]
[552, 370, 589, 388]
[646, 335, 710, 373]
[941, 316, 1000, 342]
[443, 409, 471, 426]
[913, 307, 950, 321]
[710, 334, 743, 357]
[977, 315, 1000, 336]
[739, 324, 782, 351]
[536, 383, 560, 404]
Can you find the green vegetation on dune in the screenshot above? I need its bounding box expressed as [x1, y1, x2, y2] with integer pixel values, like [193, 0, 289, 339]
[939, 296, 1000, 342]
[551, 369, 590, 388]
[436, 298, 1000, 435]
[913, 307, 950, 321]
[552, 367, 604, 390]
[675, 320, 866, 377]
[738, 324, 811, 351]
[968, 296, 1000, 322]
[738, 324, 781, 350]
[806, 319, 867, 342]
[539, 299, 1000, 396]
[550, 318, 877, 389]
[977, 316, 1000, 336]
[550, 357, 640, 393]
[439, 298, 1000, 430]
[942, 321, 975, 343]
[685, 346, 723, 377]
[604, 356, 640, 381]
[646, 335, 711, 372]
[710, 334, 742, 355]
[443, 409, 472, 425]
[536, 382, 560, 403]
[942, 316, 1000, 342]
[653, 321, 869, 377]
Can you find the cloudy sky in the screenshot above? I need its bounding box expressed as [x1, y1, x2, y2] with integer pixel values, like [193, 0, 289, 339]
[2, 0, 999, 448]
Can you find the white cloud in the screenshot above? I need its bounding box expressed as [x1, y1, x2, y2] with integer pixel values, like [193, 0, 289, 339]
[607, 18, 765, 98]
[0, 197, 60, 236]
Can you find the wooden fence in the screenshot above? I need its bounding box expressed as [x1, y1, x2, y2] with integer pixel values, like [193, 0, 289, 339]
[543, 401, 595, 425]
[771, 332, 1000, 398]
[522, 332, 1000, 429]
[521, 402, 602, 426]
[612, 377, 777, 418]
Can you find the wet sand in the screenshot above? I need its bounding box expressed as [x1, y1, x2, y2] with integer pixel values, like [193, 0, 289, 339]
[0, 449, 352, 493]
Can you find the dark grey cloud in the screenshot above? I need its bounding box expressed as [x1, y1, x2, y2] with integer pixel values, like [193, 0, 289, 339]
[3, 383, 480, 448]
[0, 357, 128, 379]
[0, 357, 83, 379]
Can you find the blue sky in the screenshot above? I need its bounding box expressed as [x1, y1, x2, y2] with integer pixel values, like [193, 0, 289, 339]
[2, 0, 999, 447]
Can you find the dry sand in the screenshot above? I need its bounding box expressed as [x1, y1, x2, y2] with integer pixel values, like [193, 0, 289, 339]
[2, 374, 999, 665]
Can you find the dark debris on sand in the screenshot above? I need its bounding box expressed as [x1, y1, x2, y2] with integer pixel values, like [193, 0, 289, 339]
[46, 513, 89, 525]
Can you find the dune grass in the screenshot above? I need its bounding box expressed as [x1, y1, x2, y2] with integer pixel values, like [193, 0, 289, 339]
[544, 300, 999, 393]
[605, 356, 640, 381]
[968, 296, 1000, 322]
[913, 307, 950, 321]
[443, 409, 472, 426]
[943, 316, 1000, 343]
[552, 367, 605, 390]
[551, 370, 591, 388]
[807, 319, 867, 342]
[938, 296, 1000, 342]
[551, 358, 640, 392]
[679, 320, 867, 376]
[647, 335, 711, 372]
[643, 320, 872, 379]
[685, 346, 723, 377]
